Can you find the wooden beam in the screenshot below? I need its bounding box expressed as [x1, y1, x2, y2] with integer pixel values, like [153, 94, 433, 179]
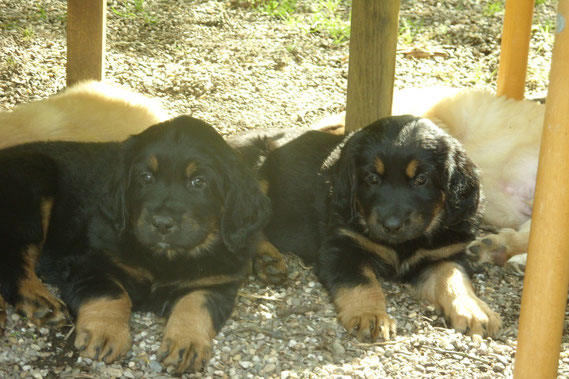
[514, 1, 569, 377]
[66, 0, 107, 86]
[496, 0, 535, 99]
[345, 0, 400, 132]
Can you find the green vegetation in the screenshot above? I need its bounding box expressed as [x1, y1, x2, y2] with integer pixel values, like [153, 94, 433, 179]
[110, 0, 156, 24]
[235, 0, 351, 44]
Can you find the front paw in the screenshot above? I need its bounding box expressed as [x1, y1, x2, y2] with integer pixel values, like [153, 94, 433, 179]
[158, 331, 212, 373]
[159, 291, 217, 373]
[339, 309, 397, 341]
[16, 278, 68, 327]
[253, 240, 288, 285]
[74, 296, 132, 363]
[334, 277, 397, 341]
[448, 296, 502, 338]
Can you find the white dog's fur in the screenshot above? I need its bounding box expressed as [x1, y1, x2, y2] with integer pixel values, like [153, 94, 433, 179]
[313, 88, 544, 271]
[0, 80, 170, 149]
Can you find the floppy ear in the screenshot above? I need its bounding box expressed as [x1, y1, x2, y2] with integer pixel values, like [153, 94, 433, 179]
[99, 143, 133, 234]
[441, 141, 481, 226]
[328, 137, 358, 222]
[220, 155, 272, 253]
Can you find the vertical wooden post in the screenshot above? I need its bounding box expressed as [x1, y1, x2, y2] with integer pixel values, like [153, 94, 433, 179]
[67, 0, 107, 86]
[514, 1, 569, 378]
[496, 0, 535, 99]
[345, 0, 400, 132]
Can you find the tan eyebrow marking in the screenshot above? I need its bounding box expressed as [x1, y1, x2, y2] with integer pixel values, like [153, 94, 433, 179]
[374, 157, 384, 175]
[185, 161, 198, 177]
[148, 155, 159, 173]
[406, 159, 420, 178]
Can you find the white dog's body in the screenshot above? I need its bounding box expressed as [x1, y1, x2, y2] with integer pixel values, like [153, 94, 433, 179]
[0, 80, 170, 149]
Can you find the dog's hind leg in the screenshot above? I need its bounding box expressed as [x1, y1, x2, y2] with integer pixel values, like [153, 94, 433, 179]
[466, 220, 531, 268]
[0, 155, 68, 327]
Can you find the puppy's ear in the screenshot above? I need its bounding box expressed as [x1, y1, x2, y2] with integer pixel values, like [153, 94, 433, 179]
[328, 137, 358, 221]
[442, 142, 481, 226]
[100, 142, 133, 233]
[221, 155, 271, 253]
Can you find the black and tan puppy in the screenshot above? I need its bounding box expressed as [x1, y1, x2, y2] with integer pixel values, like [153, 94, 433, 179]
[0, 116, 270, 373]
[259, 115, 501, 340]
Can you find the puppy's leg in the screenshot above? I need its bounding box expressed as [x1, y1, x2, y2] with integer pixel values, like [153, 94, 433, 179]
[0, 195, 67, 327]
[14, 245, 68, 327]
[332, 266, 397, 341]
[466, 220, 531, 266]
[414, 261, 502, 338]
[74, 291, 132, 363]
[158, 285, 238, 373]
[0, 295, 6, 329]
[253, 239, 288, 285]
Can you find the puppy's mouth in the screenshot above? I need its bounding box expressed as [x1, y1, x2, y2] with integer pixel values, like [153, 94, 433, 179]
[366, 214, 427, 245]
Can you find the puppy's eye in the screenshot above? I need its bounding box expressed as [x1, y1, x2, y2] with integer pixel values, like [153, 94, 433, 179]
[366, 173, 381, 185]
[140, 172, 155, 185]
[413, 173, 428, 186]
[189, 176, 207, 189]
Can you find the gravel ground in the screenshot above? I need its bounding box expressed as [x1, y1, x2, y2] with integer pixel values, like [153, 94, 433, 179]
[0, 0, 566, 378]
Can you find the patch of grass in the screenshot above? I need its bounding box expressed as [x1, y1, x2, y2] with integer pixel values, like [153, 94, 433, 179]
[110, 0, 156, 24]
[483, 1, 503, 17]
[237, 0, 350, 44]
[399, 18, 423, 46]
[20, 27, 35, 39]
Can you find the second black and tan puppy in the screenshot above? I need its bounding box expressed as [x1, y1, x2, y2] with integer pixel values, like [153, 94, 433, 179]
[0, 116, 270, 373]
[260, 115, 501, 340]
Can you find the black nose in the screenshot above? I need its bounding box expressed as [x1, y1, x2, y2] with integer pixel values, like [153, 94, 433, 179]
[151, 215, 176, 235]
[382, 216, 404, 234]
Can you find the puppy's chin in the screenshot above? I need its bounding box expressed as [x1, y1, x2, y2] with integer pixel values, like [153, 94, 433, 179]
[134, 226, 216, 259]
[366, 219, 429, 246]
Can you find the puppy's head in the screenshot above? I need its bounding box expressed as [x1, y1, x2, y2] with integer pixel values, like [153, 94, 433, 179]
[105, 116, 271, 257]
[329, 115, 480, 245]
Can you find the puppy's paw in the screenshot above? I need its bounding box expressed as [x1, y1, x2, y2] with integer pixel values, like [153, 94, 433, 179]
[158, 329, 212, 373]
[466, 232, 510, 265]
[253, 240, 288, 285]
[16, 279, 68, 327]
[339, 309, 397, 341]
[505, 253, 527, 276]
[334, 277, 396, 341]
[74, 296, 132, 363]
[447, 296, 502, 338]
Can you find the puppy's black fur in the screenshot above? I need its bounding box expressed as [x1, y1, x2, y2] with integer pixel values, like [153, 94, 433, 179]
[259, 115, 501, 340]
[0, 116, 270, 372]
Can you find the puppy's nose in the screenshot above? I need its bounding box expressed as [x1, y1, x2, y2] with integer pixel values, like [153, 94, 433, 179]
[382, 216, 404, 234]
[151, 215, 176, 235]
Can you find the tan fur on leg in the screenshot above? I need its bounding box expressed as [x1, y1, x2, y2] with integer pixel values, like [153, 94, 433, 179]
[16, 245, 68, 327]
[74, 292, 132, 363]
[334, 267, 396, 341]
[157, 290, 216, 373]
[0, 295, 6, 329]
[415, 261, 501, 338]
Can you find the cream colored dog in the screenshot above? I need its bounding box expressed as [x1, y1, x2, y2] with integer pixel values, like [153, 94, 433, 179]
[0, 80, 170, 148]
[313, 88, 544, 272]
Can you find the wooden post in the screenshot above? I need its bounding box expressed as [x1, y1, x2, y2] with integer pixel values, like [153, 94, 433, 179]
[496, 0, 535, 99]
[66, 0, 107, 86]
[345, 0, 400, 132]
[514, 1, 569, 378]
